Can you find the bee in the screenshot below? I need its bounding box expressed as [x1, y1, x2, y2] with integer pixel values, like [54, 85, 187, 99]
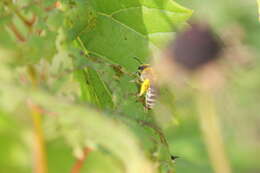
[137, 64, 157, 109]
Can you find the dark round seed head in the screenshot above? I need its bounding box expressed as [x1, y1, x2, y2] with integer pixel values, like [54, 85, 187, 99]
[170, 23, 222, 70]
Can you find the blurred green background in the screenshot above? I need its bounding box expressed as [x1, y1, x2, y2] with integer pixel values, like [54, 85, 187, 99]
[1, 0, 260, 173]
[173, 0, 260, 172]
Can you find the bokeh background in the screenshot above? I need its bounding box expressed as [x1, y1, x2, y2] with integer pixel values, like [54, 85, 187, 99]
[0, 0, 260, 173]
[172, 0, 260, 172]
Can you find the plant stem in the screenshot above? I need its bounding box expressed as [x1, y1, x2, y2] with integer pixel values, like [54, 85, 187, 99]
[27, 64, 47, 173]
[29, 102, 48, 173]
[4, 0, 34, 27]
[196, 88, 232, 173]
[71, 147, 92, 173]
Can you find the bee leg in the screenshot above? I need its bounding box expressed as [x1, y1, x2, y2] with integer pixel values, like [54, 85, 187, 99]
[145, 106, 150, 113]
[129, 79, 139, 83]
[144, 105, 152, 112]
[135, 96, 145, 103]
[135, 96, 149, 112]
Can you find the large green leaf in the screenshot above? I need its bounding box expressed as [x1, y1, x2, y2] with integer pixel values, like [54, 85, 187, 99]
[65, 0, 192, 121]
[67, 0, 192, 71]
[64, 1, 192, 167]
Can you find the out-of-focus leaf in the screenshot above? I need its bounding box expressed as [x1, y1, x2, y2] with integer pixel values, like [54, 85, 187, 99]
[46, 139, 74, 173]
[0, 82, 155, 173]
[81, 150, 123, 173]
[257, 0, 260, 21]
[0, 27, 16, 49]
[0, 114, 31, 173]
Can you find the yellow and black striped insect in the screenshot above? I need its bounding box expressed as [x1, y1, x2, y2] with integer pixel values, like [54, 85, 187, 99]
[137, 64, 158, 109]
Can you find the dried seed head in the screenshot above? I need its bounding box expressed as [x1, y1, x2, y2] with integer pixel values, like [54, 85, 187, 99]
[169, 23, 222, 70]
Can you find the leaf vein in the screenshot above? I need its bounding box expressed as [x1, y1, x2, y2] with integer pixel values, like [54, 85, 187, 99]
[110, 5, 189, 16]
[97, 12, 148, 39]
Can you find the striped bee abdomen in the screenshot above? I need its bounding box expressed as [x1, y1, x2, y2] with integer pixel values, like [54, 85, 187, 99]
[145, 86, 157, 109]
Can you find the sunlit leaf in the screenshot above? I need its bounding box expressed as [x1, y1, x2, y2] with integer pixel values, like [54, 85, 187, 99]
[67, 0, 192, 71]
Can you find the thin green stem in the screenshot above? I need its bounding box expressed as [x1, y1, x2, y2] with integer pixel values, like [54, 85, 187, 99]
[196, 88, 232, 173]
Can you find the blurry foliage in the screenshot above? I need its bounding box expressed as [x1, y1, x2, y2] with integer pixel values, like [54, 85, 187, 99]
[258, 0, 260, 20]
[175, 0, 260, 173]
[1, 0, 260, 173]
[0, 0, 192, 173]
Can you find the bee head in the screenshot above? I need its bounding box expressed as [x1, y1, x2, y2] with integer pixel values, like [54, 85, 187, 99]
[138, 64, 150, 72]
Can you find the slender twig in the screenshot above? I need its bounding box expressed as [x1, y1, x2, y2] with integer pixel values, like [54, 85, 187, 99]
[28, 101, 48, 173]
[71, 147, 92, 173]
[4, 0, 35, 27]
[27, 64, 48, 173]
[7, 22, 26, 42]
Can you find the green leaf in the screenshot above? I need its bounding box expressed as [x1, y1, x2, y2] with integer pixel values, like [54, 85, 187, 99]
[85, 67, 114, 109]
[65, 0, 192, 114]
[67, 0, 192, 71]
[74, 67, 113, 109]
[70, 38, 114, 109]
[74, 69, 96, 104]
